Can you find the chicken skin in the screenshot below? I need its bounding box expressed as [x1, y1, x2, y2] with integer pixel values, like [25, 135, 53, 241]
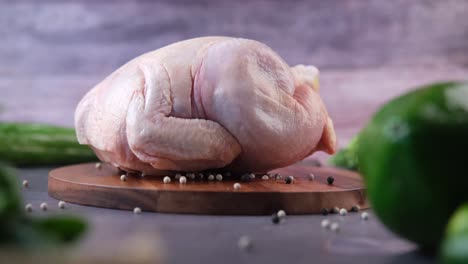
[75, 37, 336, 175]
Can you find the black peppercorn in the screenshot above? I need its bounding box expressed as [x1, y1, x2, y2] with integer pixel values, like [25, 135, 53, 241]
[320, 208, 329, 216]
[331, 207, 340, 214]
[351, 205, 360, 212]
[240, 174, 251, 182]
[285, 176, 294, 184]
[275, 174, 283, 180]
[327, 176, 335, 185]
[272, 214, 280, 224]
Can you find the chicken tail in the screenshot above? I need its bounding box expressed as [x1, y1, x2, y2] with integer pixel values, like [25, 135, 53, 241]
[316, 117, 337, 155]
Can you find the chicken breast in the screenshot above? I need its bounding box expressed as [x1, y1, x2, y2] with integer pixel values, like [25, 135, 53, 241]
[75, 37, 336, 175]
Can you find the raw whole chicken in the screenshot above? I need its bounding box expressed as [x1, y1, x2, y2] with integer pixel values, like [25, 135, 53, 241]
[75, 37, 336, 175]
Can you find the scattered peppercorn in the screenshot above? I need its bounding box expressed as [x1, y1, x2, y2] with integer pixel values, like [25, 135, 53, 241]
[277, 210, 286, 218]
[216, 174, 223, 181]
[163, 176, 171, 183]
[272, 214, 281, 224]
[208, 174, 215, 181]
[240, 174, 251, 182]
[339, 208, 348, 216]
[327, 176, 334, 185]
[321, 208, 329, 215]
[179, 176, 187, 184]
[133, 207, 142, 214]
[95, 162, 102, 169]
[249, 173, 256, 179]
[308, 173, 315, 181]
[321, 219, 330, 229]
[261, 175, 269, 180]
[361, 212, 369, 220]
[285, 176, 294, 184]
[58, 201, 66, 209]
[233, 183, 241, 190]
[40, 202, 48, 211]
[120, 174, 127, 181]
[275, 174, 283, 180]
[331, 207, 340, 214]
[25, 203, 32, 213]
[330, 222, 340, 232]
[351, 205, 361, 212]
[22, 180, 29, 188]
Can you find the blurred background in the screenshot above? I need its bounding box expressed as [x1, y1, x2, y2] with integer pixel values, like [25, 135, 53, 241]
[1, 0, 468, 154]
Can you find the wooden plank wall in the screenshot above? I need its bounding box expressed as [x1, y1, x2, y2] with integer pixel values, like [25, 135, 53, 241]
[2, 0, 468, 76]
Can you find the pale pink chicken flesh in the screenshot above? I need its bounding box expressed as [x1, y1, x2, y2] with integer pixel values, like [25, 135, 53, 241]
[75, 37, 336, 174]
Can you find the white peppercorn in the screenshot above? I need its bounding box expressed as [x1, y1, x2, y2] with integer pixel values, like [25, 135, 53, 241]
[40, 202, 48, 211]
[179, 176, 187, 184]
[277, 210, 286, 218]
[339, 208, 348, 216]
[133, 207, 142, 214]
[58, 201, 66, 209]
[22, 180, 29, 188]
[361, 212, 369, 220]
[321, 219, 330, 229]
[330, 222, 340, 232]
[216, 174, 223, 181]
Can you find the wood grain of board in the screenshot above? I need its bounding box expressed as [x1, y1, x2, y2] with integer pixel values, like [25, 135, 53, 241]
[48, 163, 368, 215]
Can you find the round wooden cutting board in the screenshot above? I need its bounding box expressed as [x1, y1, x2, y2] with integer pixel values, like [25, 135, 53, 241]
[48, 163, 368, 215]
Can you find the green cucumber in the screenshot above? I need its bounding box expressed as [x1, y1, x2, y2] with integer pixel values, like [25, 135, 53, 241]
[0, 122, 97, 166]
[0, 163, 87, 247]
[328, 135, 360, 171]
[0, 163, 21, 218]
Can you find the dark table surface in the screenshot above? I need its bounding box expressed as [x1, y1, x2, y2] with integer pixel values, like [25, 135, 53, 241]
[16, 165, 435, 264]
